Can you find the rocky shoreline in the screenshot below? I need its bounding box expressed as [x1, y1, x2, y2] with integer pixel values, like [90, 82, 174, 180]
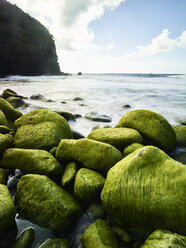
[0, 88, 186, 248]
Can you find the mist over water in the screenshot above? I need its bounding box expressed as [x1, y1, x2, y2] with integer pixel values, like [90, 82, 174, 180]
[0, 73, 186, 136]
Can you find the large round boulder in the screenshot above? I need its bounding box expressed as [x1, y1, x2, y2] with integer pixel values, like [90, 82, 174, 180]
[0, 148, 63, 179]
[81, 219, 118, 248]
[87, 127, 142, 150]
[56, 139, 123, 175]
[0, 133, 13, 154]
[0, 109, 8, 126]
[116, 109, 176, 151]
[14, 109, 73, 151]
[15, 174, 82, 232]
[0, 185, 16, 235]
[74, 168, 105, 205]
[101, 146, 186, 239]
[0, 97, 22, 122]
[141, 229, 186, 248]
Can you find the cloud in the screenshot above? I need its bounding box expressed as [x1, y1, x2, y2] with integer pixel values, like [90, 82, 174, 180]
[126, 29, 186, 58]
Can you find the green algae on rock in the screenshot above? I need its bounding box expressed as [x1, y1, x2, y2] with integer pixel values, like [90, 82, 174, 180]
[87, 127, 143, 150]
[124, 143, 144, 157]
[173, 125, 186, 147]
[81, 219, 118, 248]
[0, 168, 7, 184]
[0, 109, 8, 126]
[14, 109, 73, 151]
[0, 125, 11, 134]
[56, 138, 123, 175]
[0, 133, 13, 154]
[0, 97, 22, 122]
[15, 174, 82, 232]
[13, 228, 34, 248]
[141, 229, 186, 248]
[101, 146, 186, 239]
[87, 203, 106, 220]
[112, 226, 132, 246]
[74, 168, 105, 204]
[39, 238, 72, 248]
[6, 96, 25, 108]
[0, 148, 63, 179]
[61, 162, 78, 188]
[116, 109, 176, 151]
[0, 184, 16, 235]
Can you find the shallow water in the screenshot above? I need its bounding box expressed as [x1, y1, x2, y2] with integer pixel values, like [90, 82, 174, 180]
[1, 73, 186, 136]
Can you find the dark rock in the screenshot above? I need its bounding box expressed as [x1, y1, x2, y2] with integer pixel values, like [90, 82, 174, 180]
[181, 121, 186, 125]
[71, 130, 85, 139]
[0, 0, 61, 77]
[77, 72, 82, 75]
[6, 96, 25, 108]
[79, 103, 86, 106]
[30, 94, 46, 101]
[85, 111, 112, 123]
[122, 104, 131, 109]
[73, 97, 83, 101]
[57, 111, 76, 121]
[74, 114, 82, 118]
[61, 101, 67, 104]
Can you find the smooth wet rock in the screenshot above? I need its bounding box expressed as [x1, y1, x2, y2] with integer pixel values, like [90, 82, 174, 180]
[141, 229, 186, 248]
[0, 125, 11, 134]
[0, 168, 7, 185]
[77, 72, 82, 76]
[57, 111, 76, 121]
[101, 146, 186, 239]
[74, 168, 105, 205]
[56, 138, 123, 175]
[85, 111, 112, 123]
[14, 109, 73, 151]
[30, 93, 46, 101]
[92, 124, 112, 131]
[0, 97, 22, 122]
[0, 184, 16, 235]
[73, 97, 83, 101]
[122, 104, 131, 109]
[61, 162, 78, 188]
[124, 143, 144, 156]
[0, 148, 63, 179]
[173, 125, 186, 147]
[0, 133, 13, 154]
[88, 127, 143, 150]
[13, 228, 34, 248]
[116, 109, 176, 151]
[81, 219, 118, 248]
[6, 96, 25, 108]
[0, 109, 8, 126]
[15, 174, 82, 232]
[39, 238, 72, 248]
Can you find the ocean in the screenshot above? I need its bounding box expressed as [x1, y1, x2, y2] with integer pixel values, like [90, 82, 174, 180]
[0, 73, 186, 136]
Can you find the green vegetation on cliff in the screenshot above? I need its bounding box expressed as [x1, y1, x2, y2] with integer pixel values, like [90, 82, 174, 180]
[0, 0, 61, 76]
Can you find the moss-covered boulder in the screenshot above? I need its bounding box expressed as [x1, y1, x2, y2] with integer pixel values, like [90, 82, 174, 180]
[0, 97, 22, 122]
[0, 168, 7, 184]
[0, 148, 63, 179]
[74, 168, 105, 205]
[0, 133, 13, 154]
[6, 96, 25, 108]
[124, 143, 144, 156]
[173, 125, 186, 147]
[0, 184, 16, 235]
[81, 219, 118, 248]
[14, 109, 73, 151]
[0, 109, 8, 126]
[39, 238, 72, 248]
[112, 226, 132, 246]
[87, 127, 142, 150]
[2, 88, 21, 99]
[61, 162, 78, 188]
[101, 146, 186, 239]
[56, 139, 123, 175]
[13, 228, 34, 248]
[141, 229, 186, 248]
[116, 109, 176, 151]
[0, 125, 11, 134]
[15, 174, 82, 232]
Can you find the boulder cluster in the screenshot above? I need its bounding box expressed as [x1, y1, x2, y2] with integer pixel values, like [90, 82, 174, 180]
[0, 88, 186, 248]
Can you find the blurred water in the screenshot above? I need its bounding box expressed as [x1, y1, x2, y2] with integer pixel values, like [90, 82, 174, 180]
[0, 73, 186, 136]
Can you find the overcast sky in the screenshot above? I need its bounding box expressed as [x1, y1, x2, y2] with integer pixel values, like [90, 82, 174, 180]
[9, 0, 186, 73]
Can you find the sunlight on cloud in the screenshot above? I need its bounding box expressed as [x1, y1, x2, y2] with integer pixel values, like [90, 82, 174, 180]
[126, 29, 186, 58]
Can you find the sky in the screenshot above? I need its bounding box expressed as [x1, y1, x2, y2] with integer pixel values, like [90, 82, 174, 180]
[9, 0, 186, 73]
